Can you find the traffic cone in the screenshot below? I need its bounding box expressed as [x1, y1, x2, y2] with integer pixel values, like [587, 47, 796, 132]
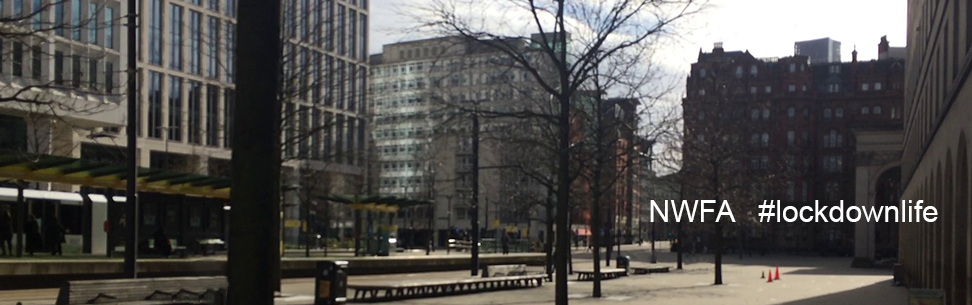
[767, 269, 773, 283]
[761, 271, 765, 279]
[775, 266, 781, 280]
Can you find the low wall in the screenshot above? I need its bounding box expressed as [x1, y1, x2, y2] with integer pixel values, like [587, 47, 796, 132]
[0, 253, 546, 290]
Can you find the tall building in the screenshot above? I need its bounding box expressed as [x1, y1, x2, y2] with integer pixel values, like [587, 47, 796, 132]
[683, 39, 904, 255]
[795, 37, 841, 64]
[0, 0, 371, 246]
[898, 1, 972, 304]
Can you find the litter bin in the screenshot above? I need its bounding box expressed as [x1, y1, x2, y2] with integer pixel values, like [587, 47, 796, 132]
[616, 255, 631, 275]
[315, 260, 349, 305]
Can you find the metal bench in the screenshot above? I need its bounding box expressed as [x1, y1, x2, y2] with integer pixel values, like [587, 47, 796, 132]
[574, 268, 627, 281]
[631, 266, 672, 275]
[348, 274, 545, 302]
[55, 276, 227, 305]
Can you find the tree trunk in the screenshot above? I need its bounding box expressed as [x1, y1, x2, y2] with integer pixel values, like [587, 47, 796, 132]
[545, 188, 554, 282]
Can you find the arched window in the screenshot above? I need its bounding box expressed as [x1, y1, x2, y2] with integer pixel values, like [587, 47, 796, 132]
[789, 63, 796, 72]
[824, 108, 832, 118]
[762, 108, 770, 119]
[750, 65, 758, 75]
[736, 66, 743, 78]
[751, 109, 759, 120]
[862, 106, 870, 115]
[891, 107, 897, 119]
[830, 130, 838, 147]
[787, 107, 795, 118]
[751, 134, 759, 145]
[761, 133, 769, 146]
[787, 131, 795, 145]
[836, 107, 844, 118]
[837, 133, 844, 147]
[874, 106, 882, 114]
[700, 68, 706, 78]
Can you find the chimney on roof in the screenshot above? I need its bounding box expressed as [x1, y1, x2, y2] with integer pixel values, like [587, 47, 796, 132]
[852, 46, 858, 63]
[878, 35, 890, 59]
[713, 42, 724, 56]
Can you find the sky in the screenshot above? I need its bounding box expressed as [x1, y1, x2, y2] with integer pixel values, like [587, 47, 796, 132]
[368, 0, 908, 82]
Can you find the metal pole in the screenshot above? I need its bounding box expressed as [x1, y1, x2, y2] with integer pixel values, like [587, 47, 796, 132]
[123, 0, 139, 278]
[305, 199, 310, 257]
[228, 0, 282, 301]
[471, 112, 480, 276]
[15, 180, 24, 257]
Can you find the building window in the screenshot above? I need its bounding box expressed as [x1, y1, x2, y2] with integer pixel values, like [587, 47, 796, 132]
[105, 62, 114, 93]
[875, 82, 882, 90]
[189, 11, 201, 75]
[835, 107, 844, 118]
[750, 65, 757, 75]
[12, 42, 23, 77]
[750, 86, 757, 94]
[54, 51, 64, 85]
[699, 68, 706, 78]
[170, 4, 184, 70]
[861, 106, 870, 115]
[787, 131, 795, 146]
[765, 86, 771, 93]
[802, 85, 807, 92]
[224, 20, 235, 82]
[751, 109, 759, 120]
[88, 3, 98, 44]
[224, 89, 235, 148]
[789, 63, 795, 72]
[891, 107, 897, 119]
[762, 108, 769, 119]
[88, 59, 98, 89]
[225, 0, 235, 17]
[149, 0, 163, 65]
[788, 84, 795, 92]
[188, 81, 202, 144]
[148, 72, 164, 138]
[105, 7, 114, 48]
[751, 134, 759, 146]
[787, 107, 795, 118]
[30, 46, 41, 80]
[761, 133, 769, 147]
[71, 54, 81, 87]
[206, 85, 219, 146]
[786, 181, 795, 201]
[168, 76, 183, 141]
[874, 106, 882, 115]
[207, 17, 220, 79]
[698, 89, 705, 96]
[824, 108, 832, 119]
[55, 2, 65, 37]
[735, 66, 743, 78]
[862, 83, 869, 91]
[71, 0, 81, 40]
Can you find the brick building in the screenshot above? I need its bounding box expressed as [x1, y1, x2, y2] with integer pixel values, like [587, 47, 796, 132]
[682, 39, 905, 254]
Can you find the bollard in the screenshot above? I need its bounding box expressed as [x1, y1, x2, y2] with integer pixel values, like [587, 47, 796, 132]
[315, 261, 349, 305]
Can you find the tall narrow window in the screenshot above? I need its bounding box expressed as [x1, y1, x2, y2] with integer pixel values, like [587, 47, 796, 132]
[189, 11, 201, 75]
[188, 81, 202, 144]
[12, 42, 23, 77]
[348, 12, 357, 59]
[284, 103, 295, 158]
[787, 131, 795, 146]
[105, 7, 114, 48]
[55, 2, 65, 36]
[169, 4, 183, 70]
[300, 0, 309, 39]
[71, 0, 81, 40]
[30, 46, 41, 80]
[54, 51, 64, 85]
[88, 59, 98, 89]
[206, 85, 220, 146]
[359, 14, 367, 59]
[13, 0, 23, 17]
[149, 0, 163, 65]
[337, 4, 345, 55]
[345, 119, 355, 164]
[71, 54, 81, 88]
[168, 76, 183, 141]
[311, 108, 321, 159]
[223, 88, 235, 147]
[298, 106, 309, 157]
[207, 17, 220, 79]
[148, 72, 164, 138]
[225, 0, 235, 17]
[104, 62, 114, 93]
[224, 20, 235, 82]
[89, 3, 98, 44]
[32, 0, 42, 30]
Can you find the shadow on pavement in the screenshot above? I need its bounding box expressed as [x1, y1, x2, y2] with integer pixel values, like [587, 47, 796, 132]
[777, 279, 908, 305]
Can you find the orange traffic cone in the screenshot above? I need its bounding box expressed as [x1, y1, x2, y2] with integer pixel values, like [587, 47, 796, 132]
[767, 269, 773, 283]
[775, 266, 781, 280]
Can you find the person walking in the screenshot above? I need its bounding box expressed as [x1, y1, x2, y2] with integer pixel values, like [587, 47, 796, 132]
[501, 233, 510, 255]
[0, 207, 13, 256]
[24, 215, 41, 256]
[44, 217, 64, 256]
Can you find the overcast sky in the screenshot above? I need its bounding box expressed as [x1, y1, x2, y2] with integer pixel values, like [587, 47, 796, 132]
[368, 0, 908, 77]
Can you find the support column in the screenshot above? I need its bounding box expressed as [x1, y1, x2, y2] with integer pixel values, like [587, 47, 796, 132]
[852, 165, 876, 267]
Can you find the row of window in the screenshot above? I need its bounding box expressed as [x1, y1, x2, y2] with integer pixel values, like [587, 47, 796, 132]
[147, 0, 235, 82]
[696, 62, 809, 79]
[373, 126, 427, 139]
[144, 71, 231, 148]
[281, 0, 368, 61]
[377, 143, 426, 156]
[280, 102, 367, 165]
[281, 44, 368, 112]
[379, 176, 432, 187]
[373, 96, 425, 108]
[2, 0, 117, 49]
[0, 41, 118, 93]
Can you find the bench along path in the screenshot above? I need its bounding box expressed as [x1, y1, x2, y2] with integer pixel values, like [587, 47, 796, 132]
[631, 266, 672, 275]
[348, 274, 545, 302]
[573, 268, 627, 281]
[55, 276, 227, 305]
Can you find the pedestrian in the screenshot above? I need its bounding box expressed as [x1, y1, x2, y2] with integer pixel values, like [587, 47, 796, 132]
[153, 228, 172, 258]
[501, 233, 510, 255]
[0, 206, 12, 256]
[24, 215, 41, 256]
[44, 216, 65, 256]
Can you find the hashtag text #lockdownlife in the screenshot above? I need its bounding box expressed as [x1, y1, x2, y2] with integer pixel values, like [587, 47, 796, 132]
[648, 200, 939, 223]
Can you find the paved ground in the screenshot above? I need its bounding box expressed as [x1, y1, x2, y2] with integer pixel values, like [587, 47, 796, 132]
[0, 243, 908, 305]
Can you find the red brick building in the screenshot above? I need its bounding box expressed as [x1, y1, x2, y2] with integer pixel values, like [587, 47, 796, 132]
[682, 39, 905, 254]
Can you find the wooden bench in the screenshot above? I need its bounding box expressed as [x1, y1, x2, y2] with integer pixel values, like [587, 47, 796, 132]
[55, 276, 227, 305]
[348, 274, 545, 302]
[631, 266, 672, 275]
[574, 268, 627, 281]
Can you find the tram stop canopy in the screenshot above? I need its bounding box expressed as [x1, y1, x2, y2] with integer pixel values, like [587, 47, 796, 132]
[317, 194, 432, 213]
[0, 153, 231, 199]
